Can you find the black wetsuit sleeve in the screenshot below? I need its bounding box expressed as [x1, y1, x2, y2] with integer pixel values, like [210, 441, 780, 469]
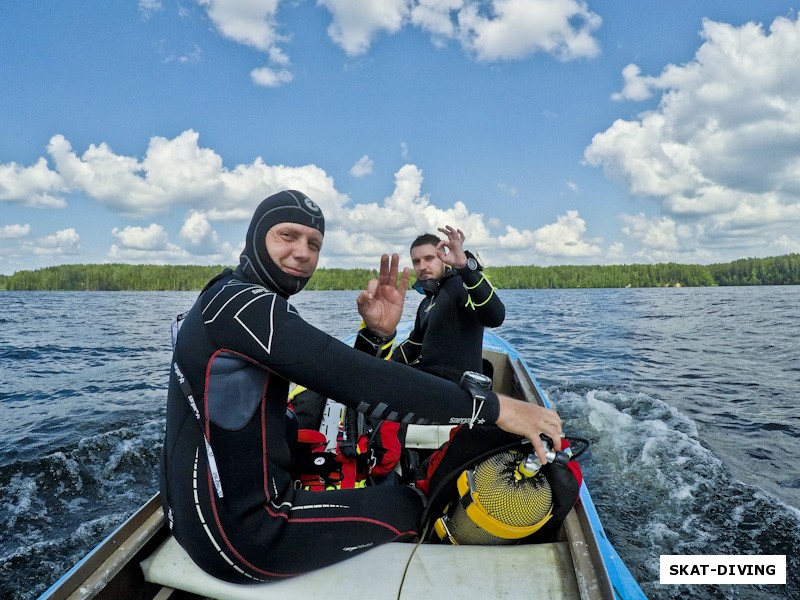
[392, 335, 422, 366]
[391, 310, 423, 366]
[392, 317, 422, 365]
[202, 280, 499, 427]
[354, 322, 395, 359]
[456, 268, 505, 327]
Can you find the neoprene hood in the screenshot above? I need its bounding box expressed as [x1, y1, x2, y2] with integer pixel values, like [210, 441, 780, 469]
[239, 190, 325, 297]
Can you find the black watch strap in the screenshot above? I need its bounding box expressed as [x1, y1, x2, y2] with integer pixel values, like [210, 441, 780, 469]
[358, 326, 395, 350]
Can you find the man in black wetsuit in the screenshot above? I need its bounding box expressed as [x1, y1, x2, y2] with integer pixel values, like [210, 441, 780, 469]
[160, 190, 563, 584]
[393, 226, 505, 382]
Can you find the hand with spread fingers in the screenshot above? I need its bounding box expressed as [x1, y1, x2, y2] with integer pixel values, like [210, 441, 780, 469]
[356, 253, 410, 338]
[436, 225, 468, 269]
[495, 394, 564, 465]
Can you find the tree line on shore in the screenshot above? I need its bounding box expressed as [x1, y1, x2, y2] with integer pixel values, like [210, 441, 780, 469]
[0, 253, 798, 291]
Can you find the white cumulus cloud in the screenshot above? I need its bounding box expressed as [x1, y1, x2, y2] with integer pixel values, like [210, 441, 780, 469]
[318, 0, 409, 56]
[179, 211, 214, 245]
[112, 224, 171, 250]
[23, 228, 80, 256]
[190, 0, 602, 87]
[498, 209, 602, 261]
[250, 66, 293, 87]
[0, 128, 622, 268]
[455, 0, 601, 62]
[195, 0, 291, 85]
[0, 224, 31, 239]
[0, 158, 66, 208]
[349, 155, 374, 178]
[5, 130, 351, 220]
[586, 16, 800, 259]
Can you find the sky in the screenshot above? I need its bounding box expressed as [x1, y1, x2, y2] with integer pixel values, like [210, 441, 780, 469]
[2, 1, 800, 275]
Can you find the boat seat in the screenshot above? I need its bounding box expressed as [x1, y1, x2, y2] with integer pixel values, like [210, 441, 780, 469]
[403, 423, 456, 449]
[140, 534, 580, 600]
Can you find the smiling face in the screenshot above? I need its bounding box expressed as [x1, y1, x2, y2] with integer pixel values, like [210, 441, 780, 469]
[410, 243, 445, 281]
[266, 222, 323, 279]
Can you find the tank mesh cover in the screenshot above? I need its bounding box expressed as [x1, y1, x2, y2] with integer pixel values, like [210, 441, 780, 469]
[446, 450, 553, 544]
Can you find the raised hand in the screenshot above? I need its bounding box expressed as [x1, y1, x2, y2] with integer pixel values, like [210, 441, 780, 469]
[356, 253, 410, 338]
[436, 225, 467, 269]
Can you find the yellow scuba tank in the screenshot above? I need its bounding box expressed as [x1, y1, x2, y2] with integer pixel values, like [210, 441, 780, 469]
[433, 448, 554, 545]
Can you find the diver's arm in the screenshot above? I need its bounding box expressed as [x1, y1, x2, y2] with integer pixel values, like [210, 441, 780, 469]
[457, 261, 505, 328]
[392, 334, 422, 366]
[201, 274, 557, 457]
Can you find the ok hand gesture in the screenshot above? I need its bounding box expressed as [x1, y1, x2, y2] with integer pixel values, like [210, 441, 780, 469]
[436, 225, 468, 269]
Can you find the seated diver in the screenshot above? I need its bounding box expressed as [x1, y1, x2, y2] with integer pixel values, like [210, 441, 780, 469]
[160, 189, 567, 583]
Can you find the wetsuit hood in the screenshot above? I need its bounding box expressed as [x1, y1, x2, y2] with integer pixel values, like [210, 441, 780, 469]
[238, 190, 325, 297]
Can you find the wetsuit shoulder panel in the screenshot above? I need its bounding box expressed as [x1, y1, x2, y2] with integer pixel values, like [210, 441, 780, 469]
[206, 352, 269, 430]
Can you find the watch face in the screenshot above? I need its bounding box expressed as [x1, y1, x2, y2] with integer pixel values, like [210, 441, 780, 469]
[467, 257, 478, 270]
[460, 370, 492, 389]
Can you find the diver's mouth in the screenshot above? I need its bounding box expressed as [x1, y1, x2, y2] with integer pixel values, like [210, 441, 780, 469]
[283, 266, 309, 277]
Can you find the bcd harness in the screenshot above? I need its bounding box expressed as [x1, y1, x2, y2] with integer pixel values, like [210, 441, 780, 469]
[288, 389, 401, 491]
[288, 320, 401, 491]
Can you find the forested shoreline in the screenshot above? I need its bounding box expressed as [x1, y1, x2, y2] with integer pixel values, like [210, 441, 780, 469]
[1, 254, 798, 291]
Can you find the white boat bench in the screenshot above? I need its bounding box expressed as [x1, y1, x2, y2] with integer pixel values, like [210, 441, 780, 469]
[140, 533, 580, 600]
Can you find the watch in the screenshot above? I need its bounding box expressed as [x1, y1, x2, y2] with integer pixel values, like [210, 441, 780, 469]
[459, 251, 481, 273]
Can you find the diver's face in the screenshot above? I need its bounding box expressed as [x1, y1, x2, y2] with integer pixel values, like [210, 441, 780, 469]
[266, 222, 323, 279]
[410, 243, 445, 281]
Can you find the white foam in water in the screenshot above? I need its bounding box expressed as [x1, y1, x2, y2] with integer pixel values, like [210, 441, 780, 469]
[50, 451, 84, 493]
[553, 384, 800, 599]
[584, 389, 634, 431]
[4, 473, 47, 530]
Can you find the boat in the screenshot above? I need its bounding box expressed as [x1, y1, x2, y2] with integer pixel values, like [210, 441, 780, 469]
[39, 330, 647, 600]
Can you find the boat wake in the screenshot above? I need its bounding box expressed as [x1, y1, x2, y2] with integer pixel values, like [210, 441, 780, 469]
[553, 386, 800, 600]
[0, 420, 164, 600]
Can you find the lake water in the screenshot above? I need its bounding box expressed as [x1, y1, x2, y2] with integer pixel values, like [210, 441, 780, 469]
[1, 286, 798, 599]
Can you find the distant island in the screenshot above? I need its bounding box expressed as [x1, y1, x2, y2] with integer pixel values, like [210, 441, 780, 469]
[0, 253, 798, 291]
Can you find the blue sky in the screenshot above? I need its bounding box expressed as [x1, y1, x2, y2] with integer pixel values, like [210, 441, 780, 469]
[2, 1, 799, 275]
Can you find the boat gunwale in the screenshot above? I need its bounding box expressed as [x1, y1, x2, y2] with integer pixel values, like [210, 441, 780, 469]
[38, 494, 167, 599]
